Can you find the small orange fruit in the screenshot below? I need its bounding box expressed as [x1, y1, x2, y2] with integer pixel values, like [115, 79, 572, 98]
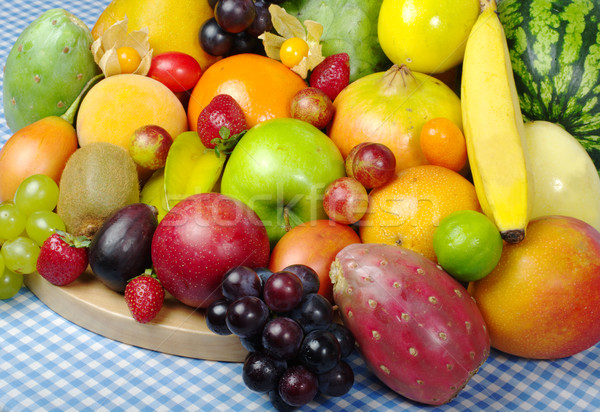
[280, 37, 309, 68]
[359, 165, 481, 261]
[116, 46, 142, 74]
[187, 54, 308, 130]
[419, 117, 467, 172]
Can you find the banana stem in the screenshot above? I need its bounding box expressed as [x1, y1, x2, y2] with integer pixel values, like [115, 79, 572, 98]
[479, 0, 497, 12]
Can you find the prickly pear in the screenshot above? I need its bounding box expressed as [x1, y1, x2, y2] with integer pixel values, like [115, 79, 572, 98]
[3, 8, 100, 132]
[330, 243, 490, 405]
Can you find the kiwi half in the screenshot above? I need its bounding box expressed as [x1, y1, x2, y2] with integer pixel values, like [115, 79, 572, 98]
[57, 142, 140, 237]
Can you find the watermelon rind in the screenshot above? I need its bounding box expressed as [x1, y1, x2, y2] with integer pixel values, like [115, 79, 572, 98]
[498, 0, 600, 172]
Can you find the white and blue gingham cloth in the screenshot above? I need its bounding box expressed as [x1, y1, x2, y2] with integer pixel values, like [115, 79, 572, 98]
[1, 1, 600, 411]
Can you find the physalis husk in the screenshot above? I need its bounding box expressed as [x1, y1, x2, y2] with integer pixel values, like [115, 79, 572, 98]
[258, 5, 325, 79]
[91, 17, 153, 77]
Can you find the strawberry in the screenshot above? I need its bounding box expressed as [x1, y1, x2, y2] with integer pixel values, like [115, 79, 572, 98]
[196, 94, 248, 156]
[124, 269, 164, 324]
[36, 230, 90, 286]
[309, 53, 351, 102]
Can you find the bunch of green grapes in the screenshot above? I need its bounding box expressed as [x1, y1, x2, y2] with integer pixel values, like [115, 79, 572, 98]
[0, 175, 65, 300]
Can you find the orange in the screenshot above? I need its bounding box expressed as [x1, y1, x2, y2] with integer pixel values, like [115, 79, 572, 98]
[419, 117, 467, 172]
[187, 54, 308, 130]
[359, 165, 481, 262]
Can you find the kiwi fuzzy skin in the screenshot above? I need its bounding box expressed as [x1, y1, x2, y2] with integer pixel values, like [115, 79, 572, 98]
[57, 142, 140, 237]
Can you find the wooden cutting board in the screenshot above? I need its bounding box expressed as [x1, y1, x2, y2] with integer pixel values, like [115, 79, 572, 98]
[24, 269, 247, 362]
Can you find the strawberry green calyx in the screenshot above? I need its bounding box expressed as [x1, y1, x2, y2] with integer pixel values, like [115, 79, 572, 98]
[211, 128, 247, 158]
[142, 268, 160, 281]
[54, 229, 91, 249]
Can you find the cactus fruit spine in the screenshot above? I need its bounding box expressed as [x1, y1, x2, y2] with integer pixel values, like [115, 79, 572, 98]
[330, 243, 490, 405]
[3, 8, 100, 132]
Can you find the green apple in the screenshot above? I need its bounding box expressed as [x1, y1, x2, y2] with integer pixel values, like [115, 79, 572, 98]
[220, 118, 346, 246]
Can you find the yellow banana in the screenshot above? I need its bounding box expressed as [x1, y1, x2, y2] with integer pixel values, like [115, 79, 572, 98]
[461, 0, 531, 243]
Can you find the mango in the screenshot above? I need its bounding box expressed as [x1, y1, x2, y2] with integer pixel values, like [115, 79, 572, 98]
[469, 216, 600, 359]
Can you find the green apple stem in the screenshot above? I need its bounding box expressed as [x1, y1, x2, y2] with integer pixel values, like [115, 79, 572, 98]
[283, 207, 292, 233]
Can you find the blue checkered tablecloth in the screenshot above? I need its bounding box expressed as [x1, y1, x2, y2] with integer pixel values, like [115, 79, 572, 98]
[1, 1, 600, 411]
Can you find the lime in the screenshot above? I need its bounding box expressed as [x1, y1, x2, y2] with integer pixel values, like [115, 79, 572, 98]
[433, 210, 503, 282]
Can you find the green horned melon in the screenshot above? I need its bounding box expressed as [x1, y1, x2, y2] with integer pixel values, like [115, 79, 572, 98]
[3, 8, 100, 132]
[281, 0, 391, 82]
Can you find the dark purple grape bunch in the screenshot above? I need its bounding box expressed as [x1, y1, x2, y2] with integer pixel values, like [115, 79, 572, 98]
[200, 0, 278, 57]
[205, 264, 356, 411]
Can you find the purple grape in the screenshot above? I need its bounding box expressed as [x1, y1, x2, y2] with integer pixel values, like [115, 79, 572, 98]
[282, 264, 320, 296]
[222, 266, 261, 300]
[215, 0, 256, 34]
[263, 271, 304, 313]
[228, 31, 262, 56]
[289, 293, 333, 333]
[199, 18, 234, 56]
[278, 365, 319, 407]
[327, 323, 355, 359]
[239, 333, 263, 352]
[262, 317, 304, 361]
[205, 298, 232, 336]
[255, 267, 273, 287]
[246, 0, 273, 37]
[268, 389, 297, 412]
[243, 351, 287, 393]
[298, 330, 341, 374]
[226, 296, 270, 338]
[317, 360, 354, 397]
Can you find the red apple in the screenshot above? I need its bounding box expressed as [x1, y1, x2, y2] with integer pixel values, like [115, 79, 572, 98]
[151, 192, 270, 308]
[129, 125, 173, 170]
[269, 219, 361, 302]
[323, 177, 369, 225]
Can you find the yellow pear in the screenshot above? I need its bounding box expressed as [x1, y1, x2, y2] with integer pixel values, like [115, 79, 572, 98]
[92, 0, 220, 72]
